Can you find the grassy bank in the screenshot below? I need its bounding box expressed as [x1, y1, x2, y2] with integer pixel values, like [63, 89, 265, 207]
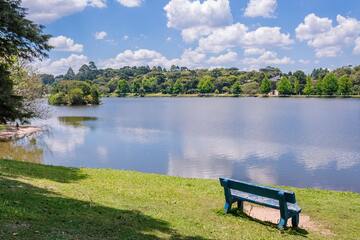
[0, 159, 359, 240]
[0, 125, 5, 132]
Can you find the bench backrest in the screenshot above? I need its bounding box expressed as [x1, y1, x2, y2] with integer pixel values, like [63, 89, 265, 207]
[219, 178, 296, 203]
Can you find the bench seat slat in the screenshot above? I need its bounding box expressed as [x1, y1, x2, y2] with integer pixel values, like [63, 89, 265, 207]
[231, 190, 301, 213]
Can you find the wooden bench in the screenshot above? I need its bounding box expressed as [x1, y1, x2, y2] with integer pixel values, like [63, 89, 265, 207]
[219, 178, 301, 229]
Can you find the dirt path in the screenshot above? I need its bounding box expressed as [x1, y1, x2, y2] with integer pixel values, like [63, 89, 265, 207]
[242, 203, 334, 236]
[0, 126, 42, 141]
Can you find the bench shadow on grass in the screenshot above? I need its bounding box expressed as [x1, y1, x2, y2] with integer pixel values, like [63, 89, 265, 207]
[0, 161, 207, 240]
[221, 208, 309, 238]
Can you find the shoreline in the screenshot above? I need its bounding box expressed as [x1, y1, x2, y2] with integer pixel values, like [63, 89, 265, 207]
[106, 93, 360, 99]
[0, 125, 42, 141]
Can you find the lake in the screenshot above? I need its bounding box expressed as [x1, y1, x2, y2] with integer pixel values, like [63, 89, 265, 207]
[1, 97, 360, 192]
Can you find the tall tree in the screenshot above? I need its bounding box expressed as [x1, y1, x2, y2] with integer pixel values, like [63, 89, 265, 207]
[260, 76, 271, 94]
[303, 77, 314, 96]
[0, 0, 51, 123]
[276, 76, 292, 95]
[64, 67, 75, 80]
[322, 73, 338, 95]
[197, 76, 214, 93]
[337, 75, 352, 95]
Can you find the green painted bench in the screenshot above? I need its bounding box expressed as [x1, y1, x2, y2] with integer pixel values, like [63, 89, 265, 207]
[219, 178, 301, 229]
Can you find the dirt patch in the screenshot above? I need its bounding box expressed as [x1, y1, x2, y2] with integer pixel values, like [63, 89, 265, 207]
[0, 126, 42, 141]
[242, 203, 334, 236]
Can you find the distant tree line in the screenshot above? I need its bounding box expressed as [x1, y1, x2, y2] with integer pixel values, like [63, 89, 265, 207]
[42, 64, 360, 99]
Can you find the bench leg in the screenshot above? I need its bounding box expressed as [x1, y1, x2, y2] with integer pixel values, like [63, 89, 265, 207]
[224, 201, 232, 214]
[292, 214, 299, 228]
[277, 217, 287, 230]
[237, 201, 244, 212]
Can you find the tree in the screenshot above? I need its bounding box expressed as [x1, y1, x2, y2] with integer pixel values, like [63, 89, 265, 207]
[260, 76, 271, 94]
[64, 67, 75, 80]
[231, 81, 242, 94]
[337, 75, 352, 95]
[172, 79, 184, 94]
[197, 76, 214, 93]
[303, 77, 314, 96]
[293, 79, 300, 95]
[68, 88, 84, 105]
[117, 79, 129, 96]
[0, 0, 51, 123]
[276, 76, 292, 95]
[322, 73, 338, 95]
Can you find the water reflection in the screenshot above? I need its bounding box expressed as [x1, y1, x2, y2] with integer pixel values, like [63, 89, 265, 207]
[1, 98, 360, 192]
[0, 138, 43, 164]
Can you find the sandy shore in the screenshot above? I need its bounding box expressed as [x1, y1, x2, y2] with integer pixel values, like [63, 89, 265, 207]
[0, 125, 42, 141]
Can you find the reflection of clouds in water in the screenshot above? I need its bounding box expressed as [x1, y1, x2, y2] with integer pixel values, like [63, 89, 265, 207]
[42, 118, 88, 155]
[116, 127, 166, 144]
[246, 167, 277, 185]
[167, 134, 360, 179]
[297, 146, 360, 170]
[96, 146, 108, 162]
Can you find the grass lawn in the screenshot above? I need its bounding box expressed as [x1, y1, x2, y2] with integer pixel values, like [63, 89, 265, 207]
[0, 159, 359, 240]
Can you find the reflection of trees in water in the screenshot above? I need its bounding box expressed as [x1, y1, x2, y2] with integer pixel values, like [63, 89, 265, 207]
[0, 139, 43, 164]
[58, 116, 98, 127]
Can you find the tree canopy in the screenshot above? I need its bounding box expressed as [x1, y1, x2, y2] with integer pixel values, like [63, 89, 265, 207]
[0, 0, 51, 123]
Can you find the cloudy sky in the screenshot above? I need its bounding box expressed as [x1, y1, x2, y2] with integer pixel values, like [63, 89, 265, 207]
[23, 0, 360, 75]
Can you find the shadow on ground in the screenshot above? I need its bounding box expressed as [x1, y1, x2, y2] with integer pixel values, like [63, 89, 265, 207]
[0, 160, 206, 239]
[0, 159, 87, 183]
[225, 208, 309, 237]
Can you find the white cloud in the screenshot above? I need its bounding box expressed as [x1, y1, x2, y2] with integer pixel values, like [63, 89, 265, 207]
[242, 50, 293, 66]
[95, 31, 108, 40]
[48, 36, 83, 52]
[244, 47, 266, 56]
[207, 51, 238, 66]
[117, 0, 142, 7]
[101, 49, 168, 68]
[353, 37, 360, 54]
[198, 24, 293, 53]
[22, 0, 106, 23]
[123, 35, 129, 40]
[244, 0, 277, 18]
[296, 13, 360, 58]
[33, 54, 88, 75]
[164, 0, 232, 42]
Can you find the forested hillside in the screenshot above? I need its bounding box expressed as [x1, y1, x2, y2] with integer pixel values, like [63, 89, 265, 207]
[42, 63, 360, 100]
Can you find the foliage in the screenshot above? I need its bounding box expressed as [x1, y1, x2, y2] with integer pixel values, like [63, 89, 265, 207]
[260, 76, 271, 94]
[231, 81, 242, 94]
[293, 79, 300, 95]
[303, 77, 314, 96]
[276, 76, 292, 95]
[322, 73, 338, 95]
[0, 0, 51, 123]
[197, 76, 214, 93]
[241, 82, 259, 95]
[337, 75, 352, 95]
[48, 81, 100, 105]
[116, 79, 129, 96]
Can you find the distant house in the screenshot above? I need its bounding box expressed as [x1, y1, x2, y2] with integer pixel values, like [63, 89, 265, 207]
[269, 90, 279, 96]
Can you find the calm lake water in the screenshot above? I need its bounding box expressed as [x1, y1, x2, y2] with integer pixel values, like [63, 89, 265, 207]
[1, 97, 360, 192]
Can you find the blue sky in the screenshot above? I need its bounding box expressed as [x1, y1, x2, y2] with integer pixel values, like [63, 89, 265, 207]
[22, 0, 360, 75]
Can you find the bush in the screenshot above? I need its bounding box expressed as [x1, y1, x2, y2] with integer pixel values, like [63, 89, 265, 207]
[48, 92, 66, 105]
[68, 88, 84, 105]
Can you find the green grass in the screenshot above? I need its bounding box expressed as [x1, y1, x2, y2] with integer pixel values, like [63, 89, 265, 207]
[0, 159, 359, 240]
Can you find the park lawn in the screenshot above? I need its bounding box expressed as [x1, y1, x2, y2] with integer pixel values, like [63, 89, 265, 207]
[0, 159, 359, 240]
